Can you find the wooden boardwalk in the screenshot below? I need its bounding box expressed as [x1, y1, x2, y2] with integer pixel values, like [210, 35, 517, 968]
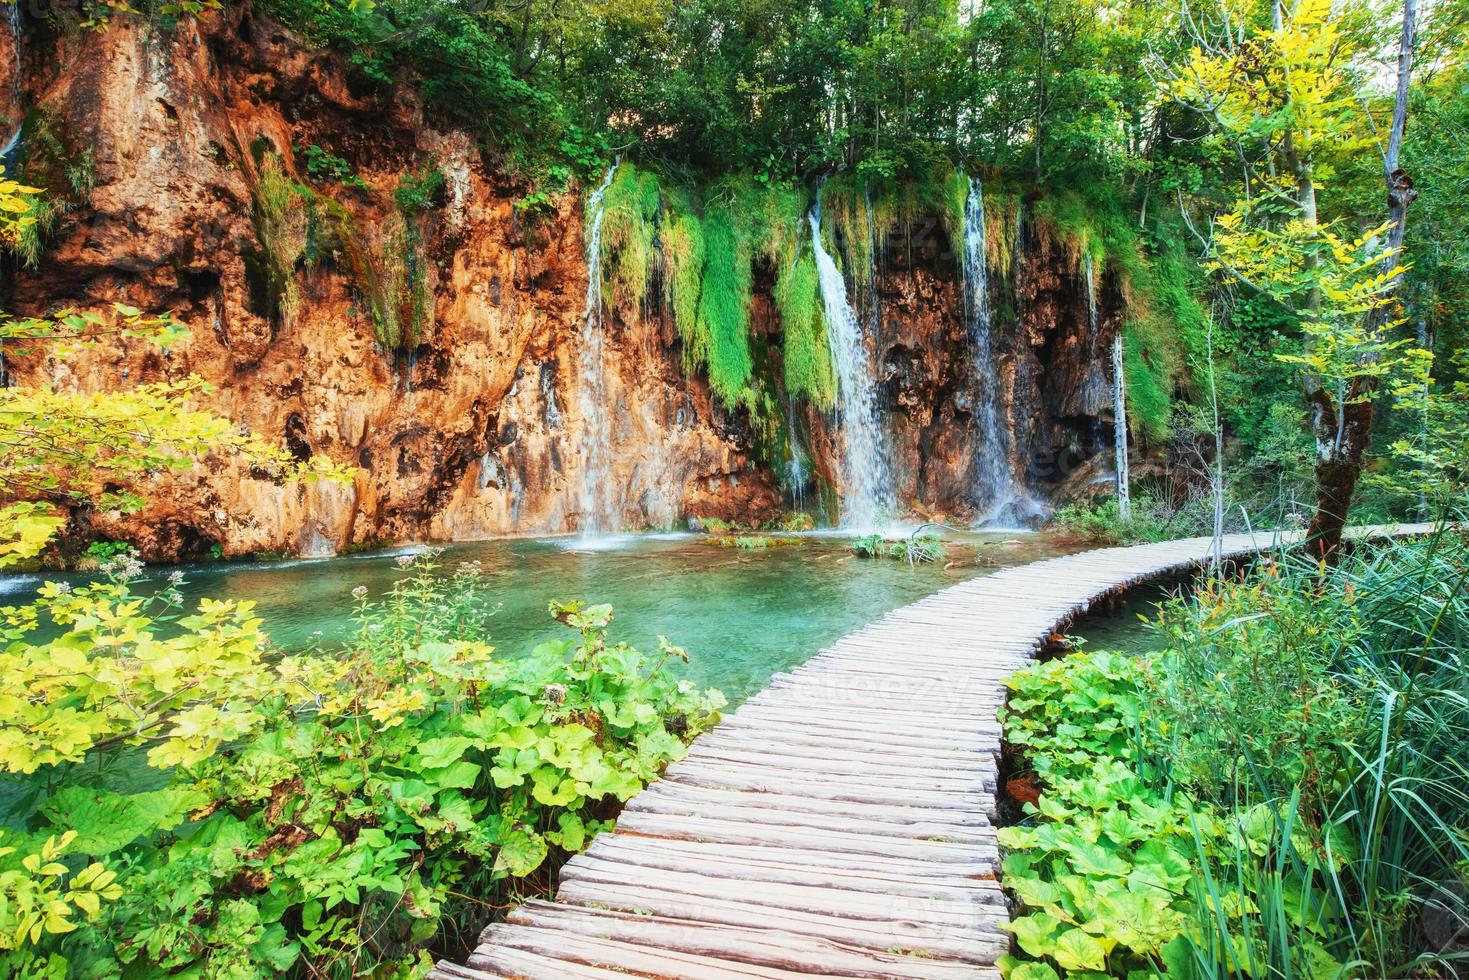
[432, 525, 1430, 980]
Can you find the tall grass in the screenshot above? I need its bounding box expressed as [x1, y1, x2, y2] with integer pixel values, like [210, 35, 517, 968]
[1154, 527, 1469, 978]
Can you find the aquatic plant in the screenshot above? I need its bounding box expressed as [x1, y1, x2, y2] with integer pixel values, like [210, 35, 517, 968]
[851, 532, 946, 564]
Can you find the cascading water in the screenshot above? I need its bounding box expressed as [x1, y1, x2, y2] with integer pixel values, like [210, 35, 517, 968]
[1085, 251, 1130, 515]
[809, 196, 892, 530]
[960, 172, 1021, 523]
[784, 402, 809, 514]
[1111, 332, 1132, 519]
[574, 162, 620, 536]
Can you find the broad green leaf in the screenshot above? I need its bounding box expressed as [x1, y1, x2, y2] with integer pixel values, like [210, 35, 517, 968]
[1052, 927, 1111, 972]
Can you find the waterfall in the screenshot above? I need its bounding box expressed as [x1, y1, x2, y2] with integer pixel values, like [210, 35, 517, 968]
[960, 171, 1020, 523]
[809, 197, 891, 530]
[574, 162, 619, 536]
[1112, 331, 1131, 519]
[1086, 250, 1130, 516]
[785, 401, 809, 514]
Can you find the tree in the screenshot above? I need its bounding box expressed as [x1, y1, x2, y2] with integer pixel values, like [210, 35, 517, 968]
[0, 306, 349, 566]
[1166, 0, 1424, 555]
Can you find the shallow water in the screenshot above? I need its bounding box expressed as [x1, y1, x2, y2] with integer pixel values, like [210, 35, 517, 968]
[9, 530, 1082, 704]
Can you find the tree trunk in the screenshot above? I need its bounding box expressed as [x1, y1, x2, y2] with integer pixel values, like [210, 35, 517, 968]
[1305, 0, 1417, 558]
[1306, 397, 1373, 557]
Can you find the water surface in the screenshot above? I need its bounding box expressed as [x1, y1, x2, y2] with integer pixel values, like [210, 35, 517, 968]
[9, 531, 1081, 703]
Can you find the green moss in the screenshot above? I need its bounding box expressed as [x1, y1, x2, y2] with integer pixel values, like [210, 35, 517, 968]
[1124, 326, 1172, 443]
[252, 153, 313, 325]
[984, 189, 1022, 276]
[817, 174, 877, 285]
[694, 201, 754, 403]
[774, 251, 835, 409]
[661, 186, 706, 362]
[600, 162, 662, 312]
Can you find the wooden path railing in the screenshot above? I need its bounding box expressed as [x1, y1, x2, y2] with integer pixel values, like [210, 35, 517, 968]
[431, 525, 1431, 980]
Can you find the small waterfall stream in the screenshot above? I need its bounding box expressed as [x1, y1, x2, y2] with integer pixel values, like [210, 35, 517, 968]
[575, 162, 620, 536]
[1086, 252, 1131, 515]
[784, 401, 809, 514]
[960, 172, 1020, 523]
[809, 196, 892, 530]
[1112, 333, 1131, 519]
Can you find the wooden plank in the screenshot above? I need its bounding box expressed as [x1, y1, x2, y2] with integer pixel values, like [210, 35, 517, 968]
[577, 836, 1003, 898]
[623, 792, 995, 844]
[612, 810, 997, 863]
[461, 945, 631, 979]
[660, 763, 989, 808]
[584, 833, 998, 882]
[559, 857, 997, 927]
[484, 923, 813, 979]
[504, 901, 992, 979]
[553, 878, 1009, 965]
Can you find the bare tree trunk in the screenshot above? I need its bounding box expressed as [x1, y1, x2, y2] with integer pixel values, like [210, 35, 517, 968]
[1306, 0, 1418, 557]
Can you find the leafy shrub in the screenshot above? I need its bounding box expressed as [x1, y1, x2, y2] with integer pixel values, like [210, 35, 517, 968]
[851, 532, 946, 564]
[0, 555, 724, 975]
[1000, 529, 1469, 979]
[297, 143, 368, 191]
[1048, 486, 1265, 547]
[71, 540, 135, 570]
[998, 651, 1203, 978]
[1147, 563, 1373, 805]
[394, 162, 447, 216]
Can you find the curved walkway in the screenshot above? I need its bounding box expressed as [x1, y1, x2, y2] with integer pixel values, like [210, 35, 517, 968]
[432, 525, 1430, 980]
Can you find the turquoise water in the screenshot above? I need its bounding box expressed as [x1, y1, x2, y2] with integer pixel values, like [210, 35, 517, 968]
[3, 530, 1081, 704]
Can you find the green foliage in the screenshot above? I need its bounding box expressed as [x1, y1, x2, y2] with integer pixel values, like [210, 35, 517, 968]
[0, 556, 725, 975]
[851, 532, 945, 564]
[1147, 566, 1372, 803]
[394, 160, 447, 215]
[692, 201, 754, 403]
[600, 163, 662, 312]
[1374, 349, 1469, 513]
[710, 535, 802, 550]
[296, 143, 367, 191]
[1049, 495, 1181, 546]
[3, 110, 95, 268]
[1123, 327, 1173, 445]
[1001, 530, 1469, 979]
[998, 651, 1202, 977]
[774, 251, 835, 408]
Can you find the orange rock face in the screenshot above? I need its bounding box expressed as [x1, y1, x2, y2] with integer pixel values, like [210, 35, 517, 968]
[4, 10, 1118, 560]
[7, 11, 782, 560]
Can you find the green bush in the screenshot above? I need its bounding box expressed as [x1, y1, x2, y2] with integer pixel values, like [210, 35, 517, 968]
[851, 532, 945, 564]
[999, 529, 1469, 979]
[1048, 495, 1178, 545]
[998, 651, 1206, 978]
[297, 144, 368, 191]
[0, 555, 724, 975]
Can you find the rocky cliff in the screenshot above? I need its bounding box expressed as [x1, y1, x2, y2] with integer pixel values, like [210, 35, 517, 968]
[2, 7, 1121, 560]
